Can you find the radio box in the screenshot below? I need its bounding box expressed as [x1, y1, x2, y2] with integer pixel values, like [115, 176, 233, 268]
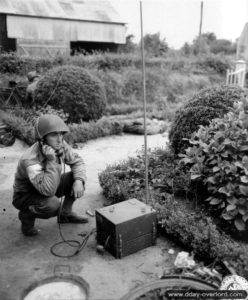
[95, 198, 157, 258]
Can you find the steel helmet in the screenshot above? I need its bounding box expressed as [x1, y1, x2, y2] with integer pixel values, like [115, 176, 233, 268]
[27, 71, 39, 82]
[35, 114, 69, 140]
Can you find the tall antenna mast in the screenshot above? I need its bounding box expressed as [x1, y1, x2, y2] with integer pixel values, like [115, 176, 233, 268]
[199, 1, 203, 36]
[199, 1, 203, 53]
[140, 1, 149, 204]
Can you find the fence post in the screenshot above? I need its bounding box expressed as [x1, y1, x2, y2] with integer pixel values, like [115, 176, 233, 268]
[235, 59, 246, 87]
[226, 69, 230, 85]
[226, 60, 246, 88]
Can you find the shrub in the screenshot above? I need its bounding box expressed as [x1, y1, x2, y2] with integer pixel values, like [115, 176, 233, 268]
[210, 39, 236, 55]
[169, 85, 245, 154]
[33, 65, 106, 123]
[155, 195, 248, 278]
[66, 117, 123, 144]
[0, 52, 26, 74]
[166, 73, 211, 96]
[122, 69, 164, 103]
[94, 70, 125, 105]
[180, 104, 248, 233]
[0, 110, 35, 145]
[98, 149, 248, 278]
[0, 52, 55, 75]
[195, 55, 231, 75]
[99, 148, 192, 204]
[0, 109, 123, 146]
[105, 103, 144, 116]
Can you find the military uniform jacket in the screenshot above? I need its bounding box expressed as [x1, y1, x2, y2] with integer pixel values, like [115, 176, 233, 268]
[13, 141, 86, 197]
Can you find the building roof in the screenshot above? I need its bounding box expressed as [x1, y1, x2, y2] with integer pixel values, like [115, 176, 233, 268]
[0, 0, 125, 24]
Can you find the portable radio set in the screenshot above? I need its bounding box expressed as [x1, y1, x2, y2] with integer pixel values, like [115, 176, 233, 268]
[95, 198, 157, 258]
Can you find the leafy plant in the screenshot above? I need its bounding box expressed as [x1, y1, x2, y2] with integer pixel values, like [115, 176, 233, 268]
[99, 147, 248, 277]
[169, 85, 245, 154]
[99, 147, 192, 205]
[180, 104, 248, 232]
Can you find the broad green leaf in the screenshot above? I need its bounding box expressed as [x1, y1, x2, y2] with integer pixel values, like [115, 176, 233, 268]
[227, 197, 237, 205]
[223, 138, 232, 145]
[240, 145, 248, 151]
[191, 174, 201, 180]
[222, 213, 234, 220]
[242, 214, 248, 222]
[240, 176, 248, 183]
[242, 156, 248, 169]
[181, 157, 193, 165]
[210, 198, 222, 205]
[234, 219, 246, 231]
[221, 152, 229, 158]
[238, 206, 246, 215]
[213, 166, 220, 173]
[235, 161, 244, 169]
[239, 185, 248, 196]
[238, 198, 247, 205]
[206, 177, 216, 184]
[208, 159, 217, 165]
[206, 196, 214, 202]
[218, 186, 232, 196]
[226, 204, 236, 211]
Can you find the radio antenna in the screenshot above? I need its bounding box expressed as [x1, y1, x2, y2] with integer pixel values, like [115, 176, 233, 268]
[140, 1, 149, 204]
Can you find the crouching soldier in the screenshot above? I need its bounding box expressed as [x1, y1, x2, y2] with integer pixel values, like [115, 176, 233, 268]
[12, 114, 88, 236]
[25, 71, 40, 105]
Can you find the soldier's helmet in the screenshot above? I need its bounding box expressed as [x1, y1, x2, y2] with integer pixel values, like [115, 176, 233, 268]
[34, 114, 69, 140]
[27, 71, 39, 82]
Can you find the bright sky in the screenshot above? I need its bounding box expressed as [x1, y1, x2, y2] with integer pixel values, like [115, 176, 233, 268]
[110, 0, 248, 49]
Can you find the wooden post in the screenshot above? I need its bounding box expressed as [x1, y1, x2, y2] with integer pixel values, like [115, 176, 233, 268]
[198, 1, 203, 53]
[140, 1, 149, 205]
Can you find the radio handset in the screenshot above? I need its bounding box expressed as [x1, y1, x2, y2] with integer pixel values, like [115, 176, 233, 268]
[55, 148, 64, 157]
[39, 139, 64, 161]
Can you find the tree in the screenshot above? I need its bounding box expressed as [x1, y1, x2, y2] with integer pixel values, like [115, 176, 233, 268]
[181, 42, 191, 56]
[118, 34, 137, 53]
[191, 32, 217, 55]
[201, 32, 217, 44]
[210, 39, 236, 55]
[141, 32, 168, 57]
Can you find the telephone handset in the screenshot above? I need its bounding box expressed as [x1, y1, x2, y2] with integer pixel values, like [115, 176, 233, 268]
[39, 139, 64, 158]
[55, 147, 64, 157]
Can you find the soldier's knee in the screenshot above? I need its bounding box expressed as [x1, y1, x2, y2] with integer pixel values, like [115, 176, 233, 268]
[46, 198, 60, 216]
[30, 197, 60, 219]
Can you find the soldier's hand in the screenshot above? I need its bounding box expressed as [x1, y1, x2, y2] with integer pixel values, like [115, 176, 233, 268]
[42, 144, 56, 161]
[71, 180, 85, 199]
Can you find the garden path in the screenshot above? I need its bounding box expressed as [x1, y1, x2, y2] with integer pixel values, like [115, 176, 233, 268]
[0, 133, 183, 300]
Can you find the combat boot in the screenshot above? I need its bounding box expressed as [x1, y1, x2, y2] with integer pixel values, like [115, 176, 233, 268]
[18, 210, 39, 237]
[58, 196, 89, 224]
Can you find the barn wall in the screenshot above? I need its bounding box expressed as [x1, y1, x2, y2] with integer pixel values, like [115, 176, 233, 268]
[7, 15, 126, 44]
[16, 38, 70, 57]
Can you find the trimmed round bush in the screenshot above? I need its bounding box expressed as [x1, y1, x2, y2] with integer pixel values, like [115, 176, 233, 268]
[169, 85, 245, 154]
[34, 65, 106, 123]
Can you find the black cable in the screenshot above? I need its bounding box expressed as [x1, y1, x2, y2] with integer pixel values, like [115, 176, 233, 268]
[50, 153, 96, 258]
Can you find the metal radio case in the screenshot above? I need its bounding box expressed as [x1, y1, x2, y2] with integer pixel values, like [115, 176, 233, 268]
[95, 198, 157, 259]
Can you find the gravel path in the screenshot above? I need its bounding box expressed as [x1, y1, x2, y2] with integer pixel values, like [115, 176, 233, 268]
[0, 133, 182, 300]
